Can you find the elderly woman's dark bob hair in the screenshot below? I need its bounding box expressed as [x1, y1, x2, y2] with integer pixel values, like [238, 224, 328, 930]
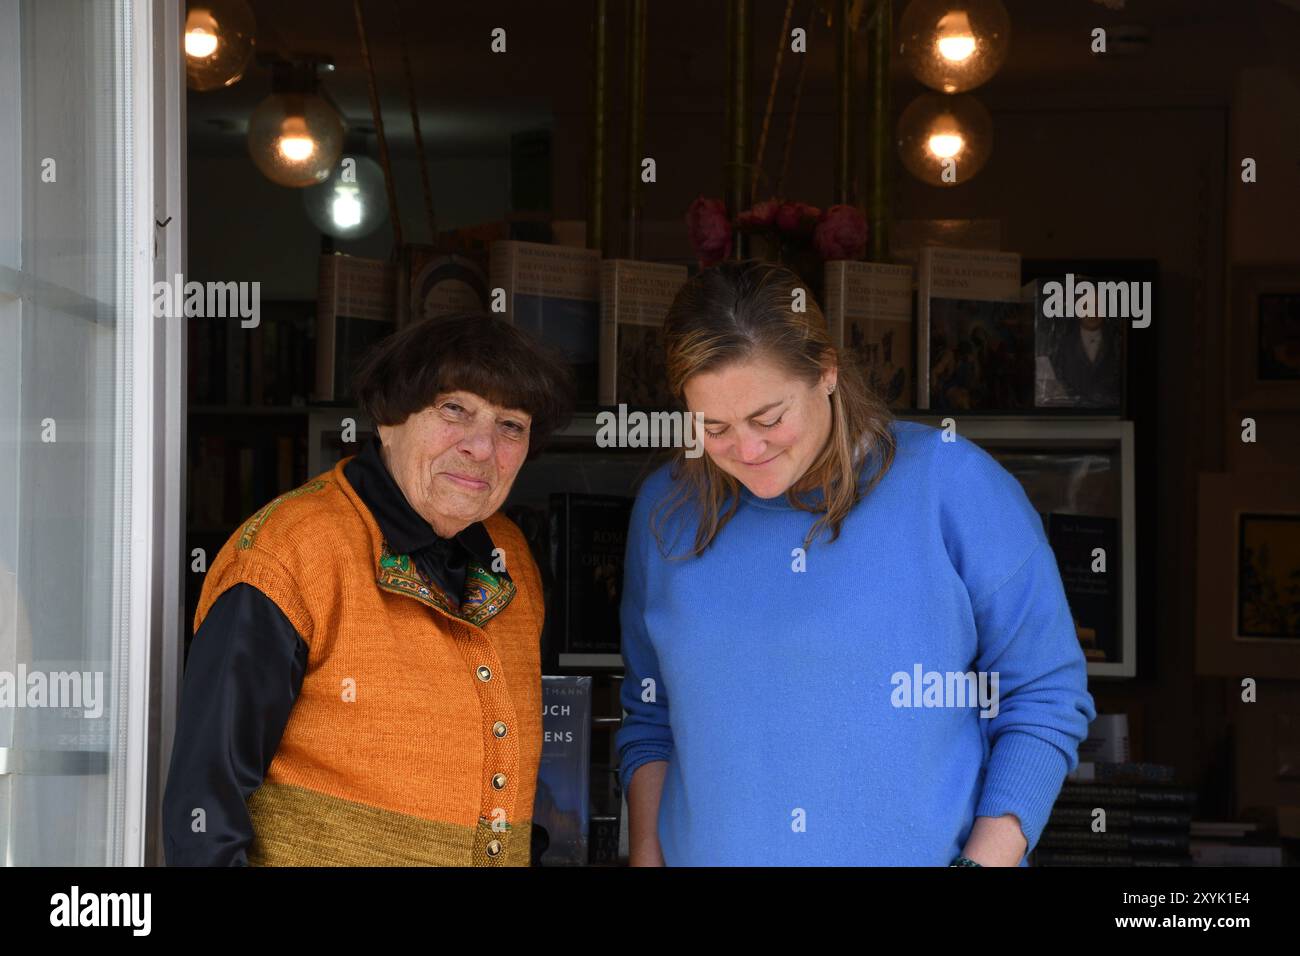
[351, 312, 576, 460]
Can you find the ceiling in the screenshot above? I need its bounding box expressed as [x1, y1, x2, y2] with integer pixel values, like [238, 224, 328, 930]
[186, 0, 1299, 155]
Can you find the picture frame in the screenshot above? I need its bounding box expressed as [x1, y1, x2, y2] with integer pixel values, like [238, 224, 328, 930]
[1196, 472, 1300, 678]
[1231, 264, 1300, 410]
[1021, 258, 1159, 419]
[902, 416, 1137, 677]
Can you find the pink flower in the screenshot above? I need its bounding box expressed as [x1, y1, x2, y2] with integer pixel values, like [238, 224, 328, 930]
[775, 201, 821, 233]
[686, 196, 733, 267]
[736, 198, 781, 228]
[813, 204, 868, 260]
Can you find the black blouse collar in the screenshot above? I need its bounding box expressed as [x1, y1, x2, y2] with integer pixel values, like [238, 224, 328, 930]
[344, 436, 504, 601]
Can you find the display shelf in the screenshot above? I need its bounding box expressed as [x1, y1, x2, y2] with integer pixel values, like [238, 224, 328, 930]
[903, 416, 1137, 678]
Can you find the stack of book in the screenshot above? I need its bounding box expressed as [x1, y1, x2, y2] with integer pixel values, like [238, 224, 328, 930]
[1188, 821, 1284, 866]
[1033, 761, 1196, 866]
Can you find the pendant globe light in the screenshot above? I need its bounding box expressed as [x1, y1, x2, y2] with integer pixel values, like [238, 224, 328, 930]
[301, 154, 389, 239]
[184, 0, 256, 92]
[898, 0, 1011, 94]
[247, 60, 346, 189]
[896, 92, 993, 188]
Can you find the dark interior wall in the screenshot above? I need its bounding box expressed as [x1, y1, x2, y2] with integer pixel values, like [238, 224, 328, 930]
[1222, 62, 1300, 819]
[188, 152, 511, 296]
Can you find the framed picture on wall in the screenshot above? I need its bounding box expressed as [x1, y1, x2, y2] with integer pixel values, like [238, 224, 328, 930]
[1197, 472, 1300, 678]
[1022, 258, 1159, 419]
[1232, 264, 1300, 409]
[1238, 513, 1300, 640]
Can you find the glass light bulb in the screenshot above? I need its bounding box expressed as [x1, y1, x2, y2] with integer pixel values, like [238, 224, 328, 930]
[248, 93, 344, 187]
[935, 12, 976, 62]
[185, 1, 255, 91]
[900, 0, 1010, 93]
[928, 132, 964, 158]
[185, 10, 220, 59]
[332, 189, 363, 229]
[277, 117, 316, 162]
[897, 93, 993, 187]
[302, 155, 388, 237]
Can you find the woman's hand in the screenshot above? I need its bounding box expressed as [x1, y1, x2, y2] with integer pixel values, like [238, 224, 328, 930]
[960, 813, 1028, 866]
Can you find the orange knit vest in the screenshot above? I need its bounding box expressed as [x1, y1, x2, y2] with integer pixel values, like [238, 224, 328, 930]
[192, 456, 544, 866]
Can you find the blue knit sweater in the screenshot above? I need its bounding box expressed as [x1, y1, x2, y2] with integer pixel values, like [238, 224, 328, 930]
[616, 420, 1097, 866]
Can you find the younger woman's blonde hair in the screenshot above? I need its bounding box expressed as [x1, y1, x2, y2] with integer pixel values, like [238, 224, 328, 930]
[651, 259, 897, 557]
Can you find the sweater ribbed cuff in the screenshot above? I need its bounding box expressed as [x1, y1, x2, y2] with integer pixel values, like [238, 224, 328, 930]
[974, 730, 1069, 855]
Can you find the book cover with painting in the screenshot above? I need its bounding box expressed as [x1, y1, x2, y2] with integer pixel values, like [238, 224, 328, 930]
[599, 259, 687, 410]
[822, 260, 914, 409]
[917, 247, 1030, 411]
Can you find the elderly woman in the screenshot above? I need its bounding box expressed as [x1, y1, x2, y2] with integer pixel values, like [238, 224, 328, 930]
[616, 261, 1096, 866]
[163, 313, 573, 866]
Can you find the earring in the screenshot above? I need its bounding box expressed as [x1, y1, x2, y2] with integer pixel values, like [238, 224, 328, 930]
[827, 384, 836, 395]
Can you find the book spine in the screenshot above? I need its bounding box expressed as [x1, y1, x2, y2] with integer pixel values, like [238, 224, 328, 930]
[315, 257, 336, 402]
[212, 318, 226, 404]
[1055, 783, 1198, 807]
[1047, 806, 1191, 830]
[1088, 762, 1177, 785]
[599, 261, 618, 407]
[548, 495, 569, 655]
[226, 318, 246, 408]
[277, 435, 293, 494]
[222, 438, 240, 529]
[823, 261, 845, 349]
[561, 495, 575, 654]
[239, 445, 254, 517]
[263, 318, 279, 406]
[1037, 831, 1190, 853]
[299, 317, 314, 406]
[915, 248, 933, 409]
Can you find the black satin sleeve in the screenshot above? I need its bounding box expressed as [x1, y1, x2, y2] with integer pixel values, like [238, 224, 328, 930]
[162, 583, 308, 866]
